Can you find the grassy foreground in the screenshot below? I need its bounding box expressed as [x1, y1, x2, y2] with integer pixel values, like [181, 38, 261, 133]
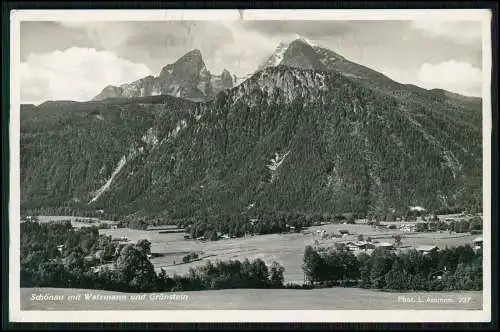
[21, 287, 482, 310]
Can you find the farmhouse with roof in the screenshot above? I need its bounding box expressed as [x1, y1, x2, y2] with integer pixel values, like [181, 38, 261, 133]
[473, 236, 483, 251]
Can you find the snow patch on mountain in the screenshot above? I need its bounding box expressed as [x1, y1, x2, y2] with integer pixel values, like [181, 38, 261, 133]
[293, 35, 319, 47]
[269, 42, 289, 67]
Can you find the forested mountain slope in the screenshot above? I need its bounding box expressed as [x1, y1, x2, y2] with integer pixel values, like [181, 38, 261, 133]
[21, 67, 482, 222]
[20, 40, 482, 223]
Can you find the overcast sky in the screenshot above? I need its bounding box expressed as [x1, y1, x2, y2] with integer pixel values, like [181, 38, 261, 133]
[20, 20, 483, 104]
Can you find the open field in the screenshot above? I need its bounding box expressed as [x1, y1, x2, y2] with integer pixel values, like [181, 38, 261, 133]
[21, 287, 483, 310]
[34, 215, 117, 228]
[99, 222, 479, 284]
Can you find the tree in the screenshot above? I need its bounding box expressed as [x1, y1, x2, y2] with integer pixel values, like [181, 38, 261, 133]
[204, 229, 219, 241]
[384, 259, 409, 290]
[416, 222, 429, 232]
[468, 217, 482, 232]
[370, 249, 395, 289]
[341, 251, 360, 280]
[269, 261, 285, 287]
[250, 259, 270, 286]
[136, 239, 152, 256]
[393, 234, 403, 247]
[357, 252, 372, 288]
[357, 234, 364, 242]
[115, 245, 157, 292]
[64, 246, 85, 270]
[302, 245, 323, 284]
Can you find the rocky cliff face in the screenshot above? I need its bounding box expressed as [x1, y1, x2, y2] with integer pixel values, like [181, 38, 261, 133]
[21, 39, 482, 222]
[93, 50, 237, 102]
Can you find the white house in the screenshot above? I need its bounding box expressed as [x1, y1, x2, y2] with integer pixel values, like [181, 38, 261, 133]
[346, 241, 375, 252]
[416, 245, 439, 255]
[473, 236, 483, 251]
[375, 242, 394, 250]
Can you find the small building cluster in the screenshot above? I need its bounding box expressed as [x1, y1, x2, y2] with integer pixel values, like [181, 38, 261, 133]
[339, 241, 395, 255]
[399, 223, 416, 232]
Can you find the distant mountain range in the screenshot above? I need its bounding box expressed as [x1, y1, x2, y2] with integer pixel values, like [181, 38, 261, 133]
[93, 49, 240, 102]
[20, 38, 482, 223]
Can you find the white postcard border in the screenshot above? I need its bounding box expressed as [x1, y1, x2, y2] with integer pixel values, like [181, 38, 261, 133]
[9, 9, 493, 323]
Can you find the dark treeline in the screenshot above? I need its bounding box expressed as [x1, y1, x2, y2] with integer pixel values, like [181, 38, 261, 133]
[415, 216, 482, 234]
[21, 220, 121, 287]
[21, 219, 482, 293]
[302, 245, 482, 291]
[165, 211, 355, 240]
[21, 220, 285, 292]
[21, 66, 482, 233]
[22, 207, 120, 222]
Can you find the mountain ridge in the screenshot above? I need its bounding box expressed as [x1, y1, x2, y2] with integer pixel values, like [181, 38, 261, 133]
[21, 62, 482, 222]
[93, 49, 238, 102]
[20, 38, 483, 225]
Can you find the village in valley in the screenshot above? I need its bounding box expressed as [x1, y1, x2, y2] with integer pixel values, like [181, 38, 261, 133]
[16, 15, 487, 312]
[22, 204, 483, 286]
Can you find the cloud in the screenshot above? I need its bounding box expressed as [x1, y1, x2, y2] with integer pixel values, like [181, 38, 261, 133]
[239, 20, 353, 38]
[416, 60, 482, 97]
[208, 21, 284, 75]
[410, 21, 481, 45]
[21, 47, 150, 103]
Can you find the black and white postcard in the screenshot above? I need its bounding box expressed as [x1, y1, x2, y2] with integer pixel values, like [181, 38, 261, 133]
[8, 9, 493, 323]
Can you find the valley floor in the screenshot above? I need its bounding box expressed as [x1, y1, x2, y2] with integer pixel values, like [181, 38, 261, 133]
[98, 221, 480, 284]
[21, 287, 483, 310]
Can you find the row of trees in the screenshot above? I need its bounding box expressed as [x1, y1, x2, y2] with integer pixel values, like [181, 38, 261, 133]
[22, 244, 286, 293]
[415, 216, 482, 234]
[21, 220, 122, 284]
[302, 244, 482, 291]
[22, 207, 119, 222]
[178, 211, 358, 240]
[21, 219, 286, 292]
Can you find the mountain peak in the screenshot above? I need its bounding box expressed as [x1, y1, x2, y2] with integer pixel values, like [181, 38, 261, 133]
[257, 42, 290, 71]
[94, 48, 235, 102]
[257, 37, 327, 72]
[291, 35, 316, 46]
[174, 49, 204, 65]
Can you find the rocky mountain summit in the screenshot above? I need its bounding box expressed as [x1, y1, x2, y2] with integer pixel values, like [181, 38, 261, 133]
[93, 49, 237, 102]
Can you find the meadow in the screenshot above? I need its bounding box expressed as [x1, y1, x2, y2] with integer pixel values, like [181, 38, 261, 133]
[36, 215, 116, 229]
[99, 219, 479, 284]
[21, 287, 483, 310]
